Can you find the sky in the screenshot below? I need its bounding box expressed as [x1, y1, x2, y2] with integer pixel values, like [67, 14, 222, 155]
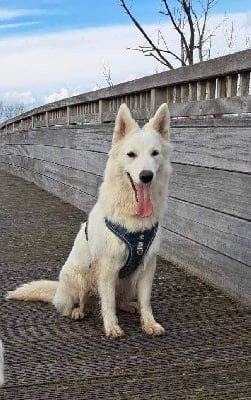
[0, 0, 250, 110]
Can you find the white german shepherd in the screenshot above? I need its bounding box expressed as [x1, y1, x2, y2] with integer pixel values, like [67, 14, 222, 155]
[7, 103, 171, 337]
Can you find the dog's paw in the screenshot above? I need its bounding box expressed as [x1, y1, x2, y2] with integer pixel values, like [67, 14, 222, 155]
[105, 324, 124, 338]
[71, 307, 85, 320]
[119, 301, 139, 314]
[142, 321, 165, 336]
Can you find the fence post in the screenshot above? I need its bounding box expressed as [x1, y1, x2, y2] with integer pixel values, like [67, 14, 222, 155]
[150, 89, 156, 113]
[45, 111, 49, 127]
[99, 99, 103, 123]
[66, 106, 70, 125]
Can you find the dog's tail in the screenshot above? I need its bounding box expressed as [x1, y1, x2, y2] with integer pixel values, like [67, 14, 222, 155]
[6, 280, 58, 303]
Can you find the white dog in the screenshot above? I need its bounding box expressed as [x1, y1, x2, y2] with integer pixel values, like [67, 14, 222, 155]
[7, 103, 171, 337]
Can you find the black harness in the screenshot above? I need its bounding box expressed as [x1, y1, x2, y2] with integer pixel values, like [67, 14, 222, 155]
[85, 219, 158, 279]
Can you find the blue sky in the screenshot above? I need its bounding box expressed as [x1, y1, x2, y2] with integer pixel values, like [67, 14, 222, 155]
[1, 0, 250, 38]
[0, 1, 250, 110]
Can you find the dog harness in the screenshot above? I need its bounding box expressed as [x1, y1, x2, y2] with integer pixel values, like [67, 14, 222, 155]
[84, 219, 158, 278]
[105, 218, 158, 278]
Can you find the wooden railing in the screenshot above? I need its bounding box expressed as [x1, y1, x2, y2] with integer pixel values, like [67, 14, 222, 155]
[1, 49, 251, 133]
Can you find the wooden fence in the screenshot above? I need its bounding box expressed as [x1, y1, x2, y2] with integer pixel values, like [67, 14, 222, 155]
[0, 50, 250, 304]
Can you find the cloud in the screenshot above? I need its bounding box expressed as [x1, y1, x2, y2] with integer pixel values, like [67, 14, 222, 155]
[0, 24, 161, 99]
[0, 11, 250, 108]
[45, 88, 70, 103]
[3, 90, 36, 105]
[0, 22, 38, 29]
[0, 8, 47, 21]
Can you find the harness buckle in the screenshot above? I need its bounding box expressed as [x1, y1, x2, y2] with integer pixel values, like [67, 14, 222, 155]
[137, 241, 144, 255]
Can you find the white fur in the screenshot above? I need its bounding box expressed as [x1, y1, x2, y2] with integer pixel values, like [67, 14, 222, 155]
[7, 103, 171, 337]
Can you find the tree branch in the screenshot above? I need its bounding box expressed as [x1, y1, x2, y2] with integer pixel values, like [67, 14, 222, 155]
[120, 0, 174, 69]
[157, 30, 186, 65]
[162, 0, 190, 57]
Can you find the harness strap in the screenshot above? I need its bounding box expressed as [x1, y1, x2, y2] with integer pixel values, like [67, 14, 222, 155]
[84, 218, 158, 278]
[105, 218, 158, 278]
[84, 220, 88, 241]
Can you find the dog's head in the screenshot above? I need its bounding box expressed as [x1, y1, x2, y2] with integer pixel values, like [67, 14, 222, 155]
[110, 103, 171, 218]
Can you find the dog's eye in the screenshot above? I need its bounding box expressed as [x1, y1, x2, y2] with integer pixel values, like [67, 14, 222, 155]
[152, 150, 159, 156]
[127, 152, 137, 158]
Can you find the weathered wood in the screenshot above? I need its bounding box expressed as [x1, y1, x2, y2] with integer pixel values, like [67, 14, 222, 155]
[170, 126, 251, 172]
[2, 144, 250, 219]
[2, 143, 108, 176]
[169, 96, 251, 117]
[170, 164, 251, 220]
[171, 117, 251, 127]
[0, 161, 95, 214]
[160, 228, 251, 305]
[239, 72, 250, 96]
[3, 116, 251, 141]
[206, 79, 216, 99]
[226, 75, 238, 97]
[3, 123, 251, 172]
[0, 154, 102, 198]
[3, 126, 113, 153]
[2, 153, 250, 266]
[163, 198, 250, 265]
[1, 49, 250, 128]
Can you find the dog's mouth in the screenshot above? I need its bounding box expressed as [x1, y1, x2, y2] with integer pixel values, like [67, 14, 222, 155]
[127, 173, 153, 218]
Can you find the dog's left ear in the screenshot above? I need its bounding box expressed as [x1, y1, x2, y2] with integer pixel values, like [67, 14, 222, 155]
[113, 103, 137, 144]
[149, 103, 170, 140]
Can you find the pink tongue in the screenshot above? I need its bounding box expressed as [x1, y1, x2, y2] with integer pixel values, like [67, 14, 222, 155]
[135, 184, 153, 217]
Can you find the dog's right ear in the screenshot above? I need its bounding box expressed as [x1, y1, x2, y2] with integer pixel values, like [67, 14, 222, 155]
[113, 104, 137, 144]
[149, 103, 170, 140]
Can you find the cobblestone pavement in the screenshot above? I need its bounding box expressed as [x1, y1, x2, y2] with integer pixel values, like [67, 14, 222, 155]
[0, 170, 250, 399]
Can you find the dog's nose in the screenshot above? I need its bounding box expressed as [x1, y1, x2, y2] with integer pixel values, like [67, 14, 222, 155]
[139, 170, 153, 184]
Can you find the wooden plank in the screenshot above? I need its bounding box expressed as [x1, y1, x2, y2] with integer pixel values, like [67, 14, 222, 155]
[169, 164, 251, 220]
[3, 123, 251, 172]
[206, 79, 216, 99]
[2, 144, 108, 176]
[226, 75, 238, 97]
[0, 154, 102, 198]
[160, 228, 251, 305]
[0, 161, 95, 215]
[169, 96, 251, 117]
[163, 198, 250, 265]
[2, 116, 251, 141]
[239, 72, 250, 96]
[170, 126, 251, 172]
[3, 126, 113, 153]
[2, 144, 250, 219]
[171, 118, 251, 128]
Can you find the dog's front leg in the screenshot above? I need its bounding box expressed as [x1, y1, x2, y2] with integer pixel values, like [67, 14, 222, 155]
[137, 256, 165, 336]
[97, 258, 124, 338]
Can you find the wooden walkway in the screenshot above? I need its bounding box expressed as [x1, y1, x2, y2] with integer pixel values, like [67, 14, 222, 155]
[0, 170, 251, 399]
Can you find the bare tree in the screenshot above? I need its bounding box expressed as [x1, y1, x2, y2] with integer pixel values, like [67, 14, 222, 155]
[0, 102, 25, 122]
[224, 19, 235, 54]
[95, 63, 114, 90]
[119, 0, 219, 69]
[102, 64, 113, 87]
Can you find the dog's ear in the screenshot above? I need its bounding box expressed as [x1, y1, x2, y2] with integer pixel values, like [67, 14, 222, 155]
[113, 104, 137, 143]
[149, 103, 170, 140]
